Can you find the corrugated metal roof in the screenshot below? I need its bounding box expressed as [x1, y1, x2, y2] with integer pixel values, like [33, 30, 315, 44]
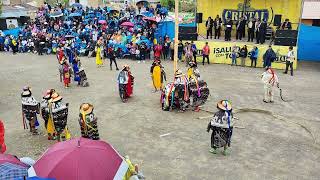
[302, 1, 320, 19]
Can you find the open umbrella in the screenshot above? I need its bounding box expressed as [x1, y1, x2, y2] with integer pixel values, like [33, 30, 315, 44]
[143, 17, 157, 22]
[69, 13, 82, 17]
[71, 3, 82, 8]
[98, 20, 107, 24]
[65, 35, 74, 39]
[29, 138, 129, 180]
[0, 162, 28, 179]
[50, 12, 63, 18]
[120, 21, 134, 27]
[136, 0, 149, 6]
[136, 14, 146, 18]
[0, 154, 28, 167]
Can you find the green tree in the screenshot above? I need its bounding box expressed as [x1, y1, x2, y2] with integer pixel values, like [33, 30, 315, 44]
[160, 0, 175, 11]
[160, 0, 195, 12]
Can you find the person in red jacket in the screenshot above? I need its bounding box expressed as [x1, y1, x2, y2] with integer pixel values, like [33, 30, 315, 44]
[0, 120, 6, 153]
[154, 43, 162, 60]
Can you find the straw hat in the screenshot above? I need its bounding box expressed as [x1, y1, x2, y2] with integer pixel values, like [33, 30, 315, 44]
[21, 90, 31, 97]
[217, 100, 232, 111]
[21, 86, 31, 97]
[80, 103, 93, 114]
[189, 61, 197, 67]
[44, 89, 55, 99]
[175, 69, 183, 77]
[51, 92, 62, 102]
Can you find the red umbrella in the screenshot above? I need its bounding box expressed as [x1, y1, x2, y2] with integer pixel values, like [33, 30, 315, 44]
[0, 154, 28, 167]
[120, 21, 134, 27]
[143, 17, 157, 22]
[30, 138, 128, 180]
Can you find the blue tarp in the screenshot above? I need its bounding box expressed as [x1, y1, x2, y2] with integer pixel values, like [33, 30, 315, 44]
[298, 24, 320, 61]
[155, 21, 196, 41]
[3, 28, 21, 37]
[155, 21, 175, 41]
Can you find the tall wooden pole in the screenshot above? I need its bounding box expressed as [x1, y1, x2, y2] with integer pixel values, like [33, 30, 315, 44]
[173, 0, 179, 75]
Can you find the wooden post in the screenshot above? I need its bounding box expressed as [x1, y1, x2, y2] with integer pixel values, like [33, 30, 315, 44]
[173, 0, 179, 75]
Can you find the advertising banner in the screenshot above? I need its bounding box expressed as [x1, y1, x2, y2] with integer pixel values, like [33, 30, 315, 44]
[194, 41, 297, 69]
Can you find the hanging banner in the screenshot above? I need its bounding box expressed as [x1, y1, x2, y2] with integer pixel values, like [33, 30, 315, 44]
[197, 0, 302, 36]
[194, 41, 297, 70]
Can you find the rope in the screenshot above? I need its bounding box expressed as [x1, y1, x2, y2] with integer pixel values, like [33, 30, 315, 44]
[200, 108, 318, 146]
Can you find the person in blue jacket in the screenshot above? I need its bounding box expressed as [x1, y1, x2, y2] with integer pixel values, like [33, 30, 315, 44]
[263, 45, 276, 68]
[250, 46, 259, 67]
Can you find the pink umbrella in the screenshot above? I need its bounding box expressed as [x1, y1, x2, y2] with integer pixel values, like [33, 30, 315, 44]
[0, 154, 28, 167]
[143, 17, 157, 22]
[120, 21, 134, 27]
[98, 20, 107, 24]
[29, 138, 128, 180]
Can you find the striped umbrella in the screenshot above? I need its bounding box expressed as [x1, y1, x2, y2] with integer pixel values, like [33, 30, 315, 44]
[0, 162, 28, 179]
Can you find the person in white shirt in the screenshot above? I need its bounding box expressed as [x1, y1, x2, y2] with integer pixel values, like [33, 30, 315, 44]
[283, 46, 295, 76]
[21, 39, 28, 52]
[247, 18, 255, 42]
[261, 68, 279, 103]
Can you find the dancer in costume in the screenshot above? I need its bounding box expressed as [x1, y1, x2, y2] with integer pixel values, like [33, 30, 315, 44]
[56, 46, 65, 63]
[21, 86, 39, 135]
[126, 66, 134, 98]
[161, 70, 189, 111]
[40, 89, 56, 140]
[187, 62, 209, 112]
[61, 59, 72, 88]
[0, 119, 7, 153]
[78, 62, 90, 87]
[150, 59, 166, 92]
[117, 65, 134, 102]
[78, 103, 99, 140]
[207, 100, 234, 156]
[95, 37, 104, 67]
[261, 68, 279, 103]
[65, 44, 75, 64]
[58, 55, 67, 83]
[161, 67, 209, 112]
[72, 54, 81, 86]
[48, 91, 71, 142]
[187, 62, 200, 81]
[174, 70, 189, 112]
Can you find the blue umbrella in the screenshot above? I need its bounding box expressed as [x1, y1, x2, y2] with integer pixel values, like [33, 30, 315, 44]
[69, 13, 82, 17]
[50, 11, 63, 18]
[71, 3, 82, 8]
[142, 11, 154, 17]
[0, 162, 28, 179]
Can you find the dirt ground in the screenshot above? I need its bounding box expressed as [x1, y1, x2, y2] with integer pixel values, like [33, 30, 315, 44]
[1, 53, 320, 180]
